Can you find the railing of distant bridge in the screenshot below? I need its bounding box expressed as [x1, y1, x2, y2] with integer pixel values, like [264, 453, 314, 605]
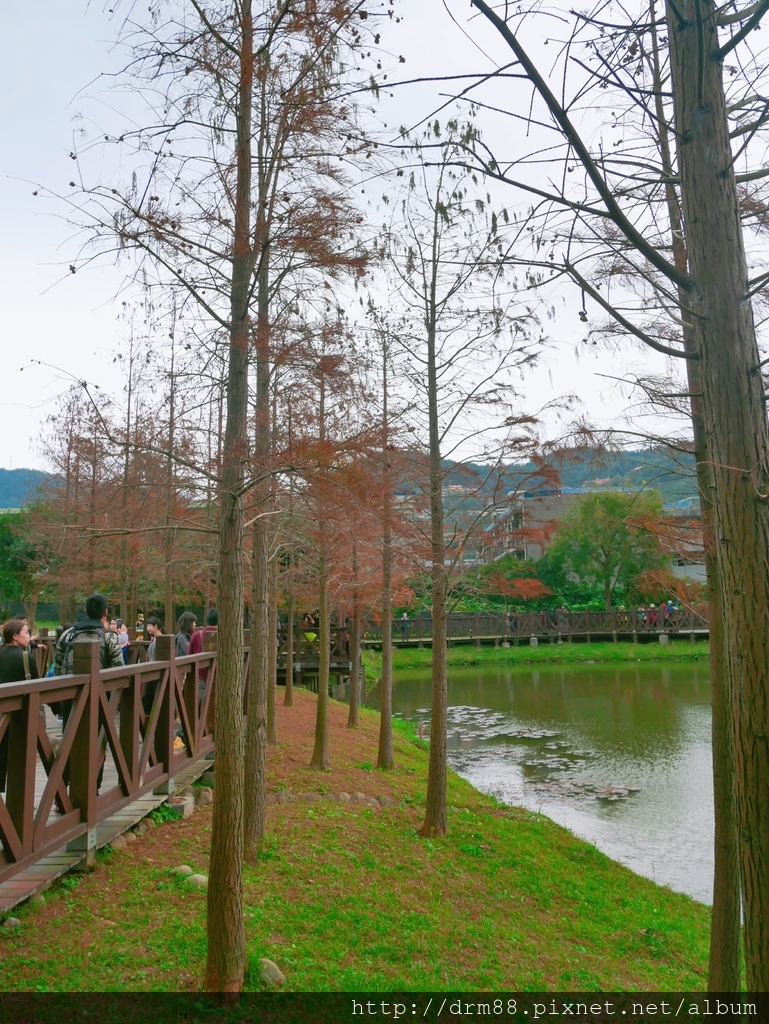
[364, 607, 709, 643]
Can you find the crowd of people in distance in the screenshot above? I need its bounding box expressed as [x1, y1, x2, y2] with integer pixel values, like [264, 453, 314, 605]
[0, 596, 220, 797]
[0, 597, 216, 683]
[633, 600, 683, 625]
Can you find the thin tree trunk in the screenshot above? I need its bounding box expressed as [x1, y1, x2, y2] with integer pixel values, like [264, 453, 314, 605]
[667, 0, 769, 988]
[267, 552, 278, 743]
[348, 544, 361, 728]
[284, 591, 294, 706]
[244, 517, 268, 861]
[164, 336, 176, 634]
[119, 338, 133, 624]
[648, 12, 741, 986]
[309, 548, 330, 768]
[243, 106, 271, 854]
[421, 284, 448, 837]
[377, 339, 394, 765]
[23, 594, 39, 633]
[204, 0, 252, 993]
[310, 356, 330, 769]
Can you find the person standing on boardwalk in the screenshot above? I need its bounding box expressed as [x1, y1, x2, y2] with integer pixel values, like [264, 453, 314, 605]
[116, 620, 130, 663]
[145, 616, 164, 662]
[142, 616, 165, 715]
[53, 594, 124, 677]
[0, 619, 40, 793]
[175, 611, 197, 657]
[52, 594, 124, 792]
[188, 607, 218, 697]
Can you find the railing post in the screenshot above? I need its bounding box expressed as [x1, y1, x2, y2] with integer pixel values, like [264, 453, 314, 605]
[153, 634, 176, 796]
[68, 640, 100, 870]
[120, 650, 140, 789]
[5, 681, 40, 860]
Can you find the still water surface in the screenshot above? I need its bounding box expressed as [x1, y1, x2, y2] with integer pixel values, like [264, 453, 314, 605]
[367, 663, 713, 903]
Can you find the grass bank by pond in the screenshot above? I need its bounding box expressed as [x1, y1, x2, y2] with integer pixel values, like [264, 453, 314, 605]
[362, 640, 710, 676]
[0, 690, 710, 992]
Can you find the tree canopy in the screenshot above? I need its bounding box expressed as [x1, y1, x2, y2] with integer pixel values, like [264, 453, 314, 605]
[540, 492, 667, 610]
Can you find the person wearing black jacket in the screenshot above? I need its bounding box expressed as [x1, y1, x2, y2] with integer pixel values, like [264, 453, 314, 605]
[0, 618, 39, 792]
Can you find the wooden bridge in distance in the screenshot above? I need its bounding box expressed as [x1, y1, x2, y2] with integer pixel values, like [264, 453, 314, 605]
[362, 607, 710, 648]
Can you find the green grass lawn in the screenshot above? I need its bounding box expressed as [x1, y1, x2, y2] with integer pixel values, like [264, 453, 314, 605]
[362, 640, 709, 676]
[0, 694, 711, 992]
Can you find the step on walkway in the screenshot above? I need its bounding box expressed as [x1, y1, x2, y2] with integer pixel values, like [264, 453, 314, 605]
[0, 709, 210, 915]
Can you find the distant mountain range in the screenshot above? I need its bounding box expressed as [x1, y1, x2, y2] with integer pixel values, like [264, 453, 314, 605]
[531, 448, 697, 502]
[1, 448, 696, 512]
[440, 448, 697, 504]
[0, 468, 54, 509]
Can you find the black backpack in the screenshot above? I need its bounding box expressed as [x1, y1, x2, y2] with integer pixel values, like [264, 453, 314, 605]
[55, 623, 112, 676]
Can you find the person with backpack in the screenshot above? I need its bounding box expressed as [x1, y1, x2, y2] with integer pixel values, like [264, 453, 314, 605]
[53, 594, 125, 793]
[0, 619, 39, 685]
[54, 594, 124, 678]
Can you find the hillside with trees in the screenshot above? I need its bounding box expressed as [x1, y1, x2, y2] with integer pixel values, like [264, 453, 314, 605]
[0, 468, 53, 508]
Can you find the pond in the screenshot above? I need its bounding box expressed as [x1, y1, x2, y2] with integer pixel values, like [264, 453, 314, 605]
[366, 662, 714, 904]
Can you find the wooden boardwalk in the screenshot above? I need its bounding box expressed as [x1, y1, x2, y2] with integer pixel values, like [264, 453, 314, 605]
[0, 638, 226, 915]
[0, 708, 209, 914]
[362, 607, 710, 648]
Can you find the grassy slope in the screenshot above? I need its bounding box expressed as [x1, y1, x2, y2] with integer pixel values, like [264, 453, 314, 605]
[0, 692, 709, 992]
[362, 641, 710, 676]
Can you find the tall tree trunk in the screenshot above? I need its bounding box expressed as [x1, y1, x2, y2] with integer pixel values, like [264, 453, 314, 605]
[284, 591, 294, 706]
[667, 0, 769, 988]
[243, 119, 271, 854]
[648, 12, 741, 986]
[23, 594, 39, 634]
[310, 357, 330, 769]
[119, 341, 133, 624]
[421, 294, 448, 837]
[244, 517, 269, 861]
[204, 0, 252, 993]
[267, 552, 278, 743]
[88, 446, 97, 584]
[309, 547, 330, 768]
[164, 333, 176, 633]
[377, 340, 394, 765]
[348, 544, 361, 729]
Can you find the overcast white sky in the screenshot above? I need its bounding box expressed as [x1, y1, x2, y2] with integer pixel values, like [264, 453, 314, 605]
[1, 1, 674, 472]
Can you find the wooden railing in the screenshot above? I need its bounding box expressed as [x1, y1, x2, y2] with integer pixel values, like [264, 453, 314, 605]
[366, 607, 710, 643]
[277, 625, 351, 664]
[0, 635, 238, 885]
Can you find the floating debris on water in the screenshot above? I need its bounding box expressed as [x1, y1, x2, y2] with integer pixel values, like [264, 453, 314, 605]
[593, 786, 641, 802]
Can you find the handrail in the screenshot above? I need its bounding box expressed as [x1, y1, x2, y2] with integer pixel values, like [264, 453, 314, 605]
[363, 606, 710, 642]
[0, 634, 243, 886]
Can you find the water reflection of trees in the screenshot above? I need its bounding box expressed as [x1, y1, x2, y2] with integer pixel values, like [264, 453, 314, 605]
[380, 664, 710, 759]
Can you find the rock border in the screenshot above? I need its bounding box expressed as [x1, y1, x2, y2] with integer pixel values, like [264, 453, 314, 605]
[265, 790, 398, 808]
